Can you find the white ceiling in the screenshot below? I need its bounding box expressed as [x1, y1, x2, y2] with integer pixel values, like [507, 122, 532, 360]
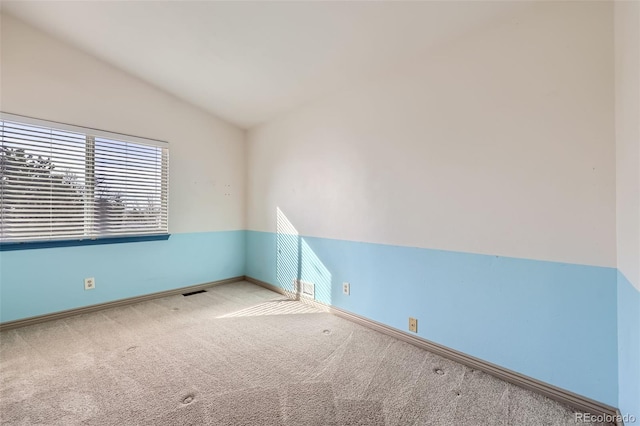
[1, 1, 528, 129]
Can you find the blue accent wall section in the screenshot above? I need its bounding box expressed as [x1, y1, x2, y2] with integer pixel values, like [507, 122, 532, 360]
[246, 229, 278, 286]
[0, 228, 623, 408]
[617, 271, 640, 421]
[246, 230, 618, 406]
[0, 230, 245, 323]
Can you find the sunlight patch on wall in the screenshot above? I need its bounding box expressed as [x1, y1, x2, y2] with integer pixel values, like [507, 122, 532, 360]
[277, 207, 300, 294]
[300, 237, 332, 305]
[276, 207, 332, 305]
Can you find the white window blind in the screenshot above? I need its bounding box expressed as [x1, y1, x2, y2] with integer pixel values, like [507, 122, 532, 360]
[0, 113, 169, 243]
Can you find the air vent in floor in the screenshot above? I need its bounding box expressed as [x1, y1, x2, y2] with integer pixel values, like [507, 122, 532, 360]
[182, 290, 207, 297]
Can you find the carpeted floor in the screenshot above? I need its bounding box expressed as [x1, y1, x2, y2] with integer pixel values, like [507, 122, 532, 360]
[0, 281, 611, 425]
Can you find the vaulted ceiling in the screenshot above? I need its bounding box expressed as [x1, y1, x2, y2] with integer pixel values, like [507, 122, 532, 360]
[1, 1, 529, 128]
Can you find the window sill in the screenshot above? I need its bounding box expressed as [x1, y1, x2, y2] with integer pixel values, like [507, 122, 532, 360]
[0, 234, 171, 251]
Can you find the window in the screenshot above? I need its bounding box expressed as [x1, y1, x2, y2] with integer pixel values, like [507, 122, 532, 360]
[0, 113, 168, 243]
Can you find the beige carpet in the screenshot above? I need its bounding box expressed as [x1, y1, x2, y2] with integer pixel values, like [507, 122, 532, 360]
[0, 281, 611, 425]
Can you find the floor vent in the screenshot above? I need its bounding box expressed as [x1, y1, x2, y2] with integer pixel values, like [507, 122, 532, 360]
[182, 290, 207, 297]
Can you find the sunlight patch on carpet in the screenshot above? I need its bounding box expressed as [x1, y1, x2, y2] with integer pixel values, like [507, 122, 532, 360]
[217, 299, 321, 318]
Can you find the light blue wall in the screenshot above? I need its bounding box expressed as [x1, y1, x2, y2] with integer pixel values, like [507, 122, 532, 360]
[0, 231, 245, 323]
[618, 271, 640, 421]
[246, 230, 618, 406]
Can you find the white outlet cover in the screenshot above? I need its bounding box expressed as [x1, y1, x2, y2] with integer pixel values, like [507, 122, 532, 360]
[84, 277, 95, 290]
[343, 282, 350, 295]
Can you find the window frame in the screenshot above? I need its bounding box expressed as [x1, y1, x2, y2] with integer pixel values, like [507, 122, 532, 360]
[0, 112, 170, 249]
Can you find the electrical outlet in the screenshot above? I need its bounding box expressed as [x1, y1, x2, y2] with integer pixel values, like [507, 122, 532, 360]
[409, 317, 418, 333]
[84, 277, 95, 290]
[343, 282, 350, 295]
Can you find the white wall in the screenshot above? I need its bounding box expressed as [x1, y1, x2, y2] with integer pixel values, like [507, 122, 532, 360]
[615, 0, 640, 289]
[0, 13, 246, 234]
[247, 1, 615, 267]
